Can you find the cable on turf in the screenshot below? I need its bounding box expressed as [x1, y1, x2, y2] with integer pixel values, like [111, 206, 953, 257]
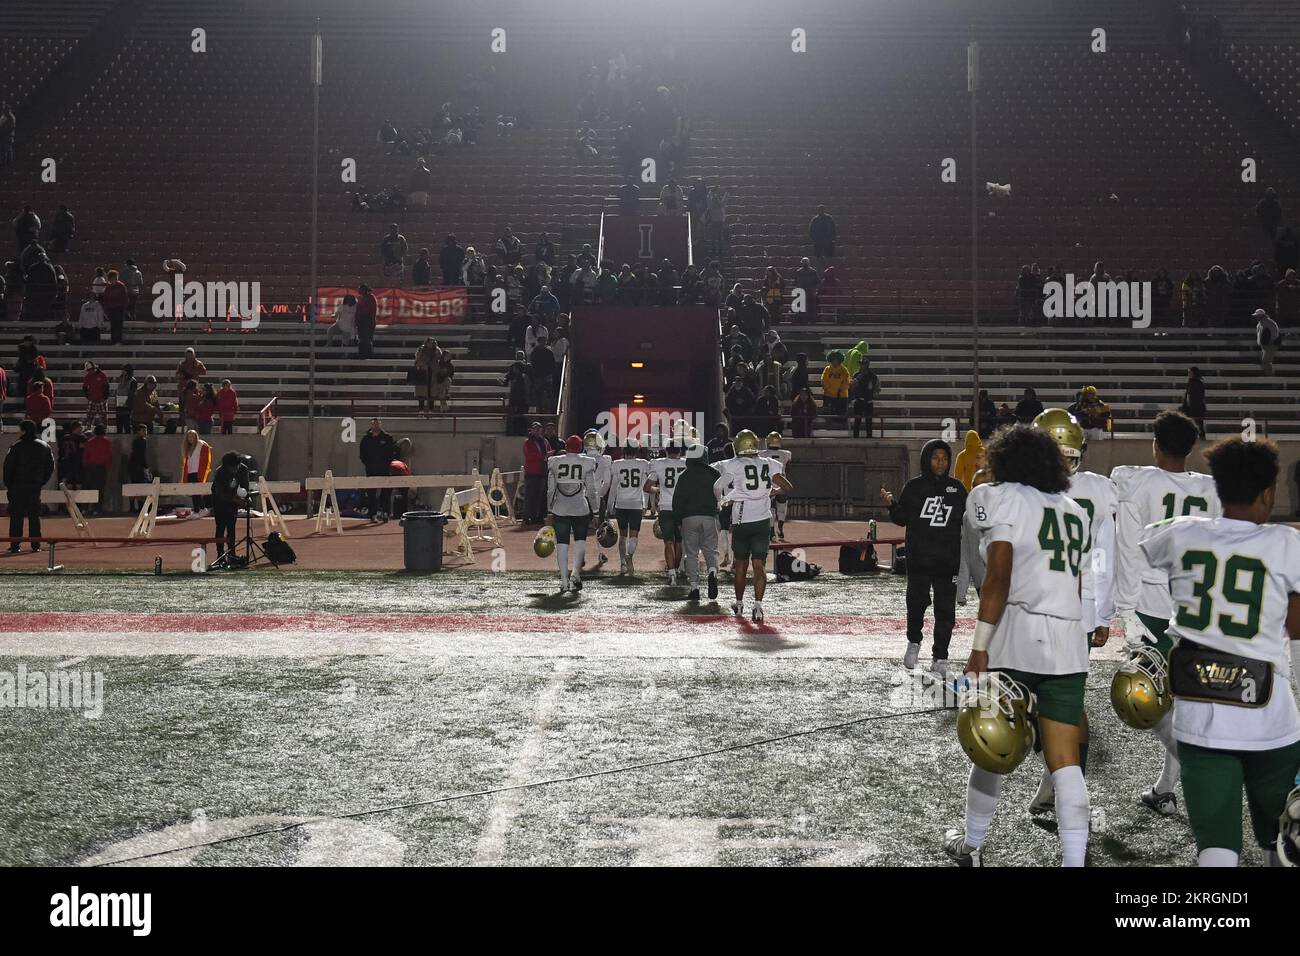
[91, 704, 951, 865]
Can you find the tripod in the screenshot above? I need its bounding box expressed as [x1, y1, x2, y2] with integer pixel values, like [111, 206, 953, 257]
[210, 486, 277, 571]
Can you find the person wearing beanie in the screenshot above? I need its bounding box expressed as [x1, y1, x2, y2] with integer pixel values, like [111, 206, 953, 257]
[672, 441, 723, 601]
[3, 419, 55, 552]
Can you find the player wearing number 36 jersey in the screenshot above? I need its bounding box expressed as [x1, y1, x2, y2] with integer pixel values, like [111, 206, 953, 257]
[608, 437, 651, 575]
[1138, 438, 1300, 868]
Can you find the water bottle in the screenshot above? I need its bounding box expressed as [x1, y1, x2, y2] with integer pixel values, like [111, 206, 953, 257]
[154, 556, 162, 575]
[868, 518, 877, 542]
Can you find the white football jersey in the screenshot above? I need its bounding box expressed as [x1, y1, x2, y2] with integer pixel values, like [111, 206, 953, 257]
[547, 452, 598, 517]
[1112, 466, 1220, 617]
[584, 451, 613, 499]
[608, 457, 650, 511]
[1140, 517, 1300, 750]
[649, 457, 687, 510]
[1069, 470, 1118, 631]
[714, 454, 784, 524]
[766, 448, 792, 470]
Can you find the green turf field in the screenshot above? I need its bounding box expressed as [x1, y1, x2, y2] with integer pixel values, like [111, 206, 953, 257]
[0, 571, 1259, 866]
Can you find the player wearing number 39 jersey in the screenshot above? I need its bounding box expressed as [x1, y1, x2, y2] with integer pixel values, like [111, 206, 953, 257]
[1111, 410, 1221, 817]
[713, 429, 792, 623]
[1139, 438, 1300, 868]
[944, 425, 1092, 869]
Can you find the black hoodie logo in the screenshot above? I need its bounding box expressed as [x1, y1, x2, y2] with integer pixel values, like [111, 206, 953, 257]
[920, 495, 953, 527]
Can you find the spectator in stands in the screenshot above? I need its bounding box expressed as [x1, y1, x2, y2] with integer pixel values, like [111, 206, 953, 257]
[612, 264, 638, 306]
[413, 338, 441, 415]
[788, 352, 810, 400]
[123, 259, 144, 320]
[850, 360, 880, 438]
[970, 388, 997, 439]
[1151, 268, 1175, 325]
[656, 259, 678, 306]
[25, 381, 52, 424]
[504, 361, 530, 435]
[1016, 265, 1038, 326]
[820, 351, 849, 424]
[576, 244, 597, 270]
[409, 158, 431, 207]
[551, 318, 570, 364]
[132, 376, 160, 433]
[1277, 268, 1300, 325]
[506, 264, 528, 313]
[380, 224, 408, 279]
[81, 424, 112, 515]
[844, 340, 868, 378]
[216, 380, 239, 434]
[102, 269, 128, 344]
[115, 364, 137, 434]
[705, 187, 728, 258]
[617, 177, 641, 217]
[4, 419, 54, 552]
[328, 292, 357, 345]
[180, 380, 202, 433]
[1257, 188, 1283, 240]
[791, 388, 817, 438]
[1014, 387, 1044, 424]
[20, 249, 55, 321]
[82, 362, 110, 428]
[78, 292, 105, 344]
[659, 178, 684, 215]
[763, 266, 785, 325]
[542, 421, 563, 454]
[703, 261, 725, 307]
[431, 350, 455, 415]
[688, 179, 708, 235]
[51, 265, 68, 325]
[92, 266, 107, 300]
[528, 285, 560, 325]
[529, 341, 557, 412]
[756, 350, 784, 398]
[1204, 265, 1231, 325]
[678, 263, 701, 304]
[754, 386, 781, 436]
[378, 120, 398, 145]
[809, 205, 836, 258]
[359, 419, 397, 520]
[433, 235, 465, 288]
[50, 204, 75, 255]
[1255, 308, 1281, 374]
[461, 246, 487, 288]
[12, 205, 39, 254]
[524, 315, 549, 360]
[411, 248, 433, 288]
[1275, 225, 1299, 276]
[570, 260, 598, 303]
[495, 226, 523, 266]
[594, 263, 619, 304]
[14, 335, 37, 396]
[176, 348, 207, 403]
[725, 377, 756, 435]
[1181, 271, 1205, 327]
[58, 422, 85, 489]
[198, 383, 218, 435]
[0, 103, 14, 168]
[127, 423, 151, 501]
[521, 422, 549, 524]
[535, 232, 557, 267]
[792, 258, 820, 321]
[356, 285, 378, 358]
[1179, 367, 1208, 439]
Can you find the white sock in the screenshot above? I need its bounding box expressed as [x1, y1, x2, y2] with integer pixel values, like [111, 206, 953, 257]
[1033, 763, 1055, 804]
[1052, 765, 1090, 867]
[964, 765, 1002, 849]
[618, 537, 627, 560]
[719, 530, 729, 557]
[1263, 849, 1281, 867]
[627, 537, 638, 558]
[573, 540, 586, 573]
[1153, 712, 1181, 793]
[555, 543, 569, 586]
[1198, 847, 1239, 867]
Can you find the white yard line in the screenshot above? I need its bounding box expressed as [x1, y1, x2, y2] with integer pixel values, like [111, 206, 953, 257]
[472, 661, 569, 865]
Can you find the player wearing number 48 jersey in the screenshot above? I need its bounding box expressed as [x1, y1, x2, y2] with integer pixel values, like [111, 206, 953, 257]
[1139, 438, 1300, 868]
[713, 429, 792, 623]
[1111, 410, 1221, 816]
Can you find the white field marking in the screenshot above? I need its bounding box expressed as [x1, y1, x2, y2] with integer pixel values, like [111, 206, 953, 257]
[579, 816, 876, 866]
[0, 627, 1132, 662]
[181, 656, 209, 667]
[54, 657, 87, 668]
[473, 661, 569, 865]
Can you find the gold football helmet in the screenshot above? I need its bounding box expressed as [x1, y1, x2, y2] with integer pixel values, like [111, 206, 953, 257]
[957, 673, 1036, 775]
[1033, 408, 1086, 473]
[1110, 645, 1172, 730]
[734, 429, 761, 456]
[582, 429, 604, 455]
[766, 432, 783, 449]
[533, 526, 556, 558]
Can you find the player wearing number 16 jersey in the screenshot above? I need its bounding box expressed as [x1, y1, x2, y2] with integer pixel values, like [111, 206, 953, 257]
[1139, 438, 1300, 867]
[713, 429, 792, 623]
[1111, 411, 1221, 816]
[944, 425, 1092, 868]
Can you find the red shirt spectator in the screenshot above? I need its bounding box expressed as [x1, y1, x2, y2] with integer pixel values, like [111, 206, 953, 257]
[216, 382, 240, 424]
[83, 367, 110, 401]
[25, 384, 52, 422]
[523, 433, 546, 475]
[102, 279, 128, 310]
[82, 433, 113, 468]
[183, 387, 207, 423]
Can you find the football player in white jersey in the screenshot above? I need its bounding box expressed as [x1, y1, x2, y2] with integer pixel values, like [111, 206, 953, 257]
[1139, 438, 1300, 867]
[582, 429, 615, 572]
[647, 442, 688, 584]
[765, 432, 793, 540]
[1112, 410, 1221, 816]
[607, 436, 651, 576]
[546, 434, 600, 594]
[944, 425, 1093, 867]
[1022, 409, 1118, 817]
[713, 429, 793, 623]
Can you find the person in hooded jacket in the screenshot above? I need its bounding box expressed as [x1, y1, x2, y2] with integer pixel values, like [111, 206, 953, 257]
[880, 437, 967, 676]
[953, 430, 985, 491]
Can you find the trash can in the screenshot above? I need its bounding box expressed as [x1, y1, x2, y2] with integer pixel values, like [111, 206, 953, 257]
[400, 511, 446, 572]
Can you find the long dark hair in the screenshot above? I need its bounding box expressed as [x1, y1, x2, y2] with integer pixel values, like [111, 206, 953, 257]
[986, 424, 1070, 493]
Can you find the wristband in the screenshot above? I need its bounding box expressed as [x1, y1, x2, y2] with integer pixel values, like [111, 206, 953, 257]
[972, 620, 996, 653]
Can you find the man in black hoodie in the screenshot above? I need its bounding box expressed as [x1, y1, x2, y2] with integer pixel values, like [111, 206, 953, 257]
[4, 419, 55, 552]
[360, 418, 398, 521]
[880, 437, 966, 676]
[210, 451, 250, 564]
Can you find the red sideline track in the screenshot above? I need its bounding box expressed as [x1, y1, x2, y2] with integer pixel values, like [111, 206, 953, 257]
[0, 611, 977, 634]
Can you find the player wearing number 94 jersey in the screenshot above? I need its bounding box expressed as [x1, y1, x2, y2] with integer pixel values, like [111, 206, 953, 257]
[1138, 438, 1300, 868]
[713, 429, 792, 624]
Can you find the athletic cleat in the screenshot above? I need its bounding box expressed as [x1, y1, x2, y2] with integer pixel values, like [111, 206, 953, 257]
[558, 583, 571, 595]
[626, 557, 635, 576]
[942, 829, 982, 867]
[903, 643, 921, 669]
[778, 521, 786, 539]
[707, 571, 718, 600]
[1028, 792, 1056, 816]
[1140, 788, 1178, 816]
[668, 570, 677, 586]
[619, 560, 628, 576]
[751, 601, 764, 624]
[688, 588, 700, 601]
[571, 574, 583, 592]
[732, 600, 745, 617]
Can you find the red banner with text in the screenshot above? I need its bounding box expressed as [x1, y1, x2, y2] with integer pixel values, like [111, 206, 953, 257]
[317, 286, 469, 325]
